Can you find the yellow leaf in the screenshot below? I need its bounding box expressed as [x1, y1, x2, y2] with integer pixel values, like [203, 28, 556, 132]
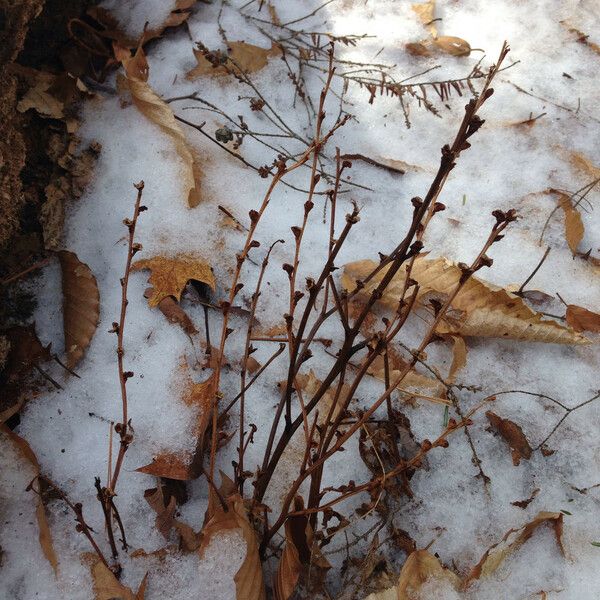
[342, 257, 589, 344]
[1, 424, 58, 575]
[116, 45, 202, 208]
[186, 41, 280, 80]
[200, 483, 266, 600]
[133, 254, 215, 307]
[58, 250, 100, 369]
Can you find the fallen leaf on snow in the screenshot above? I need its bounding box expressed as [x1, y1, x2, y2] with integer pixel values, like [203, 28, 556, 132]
[186, 41, 280, 80]
[556, 192, 584, 254]
[115, 44, 202, 208]
[58, 250, 100, 369]
[133, 254, 215, 307]
[570, 151, 600, 180]
[137, 368, 215, 480]
[463, 511, 564, 588]
[566, 304, 600, 333]
[364, 549, 459, 599]
[446, 334, 467, 384]
[145, 291, 198, 335]
[486, 411, 532, 466]
[412, 1, 437, 37]
[434, 36, 471, 56]
[200, 475, 266, 600]
[342, 257, 589, 344]
[86, 553, 147, 599]
[1, 424, 58, 574]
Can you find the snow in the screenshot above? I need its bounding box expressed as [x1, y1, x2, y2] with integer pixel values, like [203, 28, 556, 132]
[3, 0, 600, 598]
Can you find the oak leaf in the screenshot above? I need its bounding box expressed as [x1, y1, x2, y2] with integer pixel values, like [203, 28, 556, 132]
[186, 41, 280, 80]
[133, 254, 215, 307]
[342, 257, 589, 344]
[115, 45, 202, 207]
[58, 250, 100, 368]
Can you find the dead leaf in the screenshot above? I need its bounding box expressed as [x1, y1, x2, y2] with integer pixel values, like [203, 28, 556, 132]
[273, 497, 304, 600]
[557, 192, 584, 254]
[87, 553, 147, 599]
[463, 512, 564, 588]
[186, 41, 280, 80]
[133, 254, 215, 307]
[511, 488, 540, 509]
[0, 325, 51, 422]
[570, 151, 600, 180]
[1, 424, 58, 574]
[434, 36, 471, 56]
[412, 1, 437, 37]
[342, 257, 589, 344]
[339, 153, 418, 175]
[562, 23, 600, 56]
[148, 292, 198, 335]
[405, 41, 432, 56]
[58, 250, 100, 369]
[116, 45, 202, 208]
[486, 411, 532, 466]
[137, 369, 215, 480]
[365, 550, 459, 599]
[566, 304, 600, 333]
[199, 477, 266, 600]
[446, 334, 467, 384]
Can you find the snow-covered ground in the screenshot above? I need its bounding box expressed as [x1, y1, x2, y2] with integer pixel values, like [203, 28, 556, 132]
[3, 0, 600, 598]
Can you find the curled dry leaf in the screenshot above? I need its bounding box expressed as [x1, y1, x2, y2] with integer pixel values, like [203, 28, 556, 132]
[145, 291, 198, 335]
[86, 554, 147, 599]
[342, 257, 589, 344]
[200, 476, 266, 600]
[365, 549, 459, 600]
[58, 250, 100, 369]
[463, 512, 564, 588]
[115, 45, 202, 208]
[133, 254, 215, 307]
[486, 411, 532, 466]
[446, 334, 467, 384]
[434, 36, 472, 56]
[137, 369, 216, 480]
[1, 424, 58, 574]
[186, 41, 280, 80]
[566, 304, 600, 333]
[556, 192, 584, 254]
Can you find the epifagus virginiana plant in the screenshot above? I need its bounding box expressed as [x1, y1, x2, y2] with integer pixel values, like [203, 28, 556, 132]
[29, 42, 514, 595]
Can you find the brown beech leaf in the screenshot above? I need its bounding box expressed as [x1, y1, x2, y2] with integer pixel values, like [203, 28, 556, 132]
[556, 192, 584, 254]
[486, 411, 532, 466]
[273, 500, 303, 600]
[342, 258, 589, 344]
[566, 304, 600, 333]
[365, 550, 459, 599]
[434, 35, 471, 56]
[133, 254, 215, 307]
[1, 325, 51, 422]
[199, 477, 266, 600]
[147, 292, 198, 335]
[186, 41, 280, 80]
[1, 424, 58, 574]
[58, 250, 100, 369]
[463, 512, 564, 588]
[137, 370, 215, 480]
[87, 554, 147, 599]
[115, 44, 202, 208]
